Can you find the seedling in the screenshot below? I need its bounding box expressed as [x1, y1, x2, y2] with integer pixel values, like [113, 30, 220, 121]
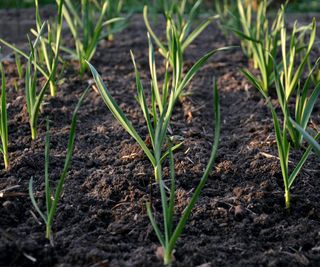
[0, 63, 9, 170]
[59, 0, 124, 75]
[272, 58, 319, 149]
[14, 51, 23, 79]
[235, 0, 257, 65]
[0, 39, 48, 89]
[0, 0, 64, 97]
[233, 0, 284, 94]
[151, 0, 201, 20]
[143, 0, 216, 67]
[104, 0, 126, 41]
[29, 86, 89, 240]
[280, 19, 316, 101]
[88, 35, 229, 180]
[239, 12, 319, 208]
[260, 58, 320, 209]
[244, 18, 319, 149]
[31, 0, 64, 96]
[270, 103, 319, 209]
[145, 10, 230, 109]
[296, 22, 320, 85]
[214, 0, 238, 36]
[25, 23, 54, 140]
[215, 0, 233, 18]
[147, 80, 220, 265]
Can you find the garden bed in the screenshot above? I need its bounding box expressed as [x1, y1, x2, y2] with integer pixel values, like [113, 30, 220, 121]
[0, 10, 320, 267]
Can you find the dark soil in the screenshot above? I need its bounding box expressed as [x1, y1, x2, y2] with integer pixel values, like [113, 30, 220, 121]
[0, 9, 320, 267]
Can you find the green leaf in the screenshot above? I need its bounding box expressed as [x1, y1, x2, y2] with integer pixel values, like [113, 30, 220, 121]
[0, 62, 8, 168]
[30, 70, 54, 133]
[147, 34, 162, 114]
[270, 106, 289, 190]
[87, 61, 156, 167]
[226, 26, 262, 44]
[143, 5, 168, 56]
[288, 131, 320, 188]
[176, 46, 235, 97]
[168, 78, 221, 255]
[29, 177, 48, 224]
[182, 16, 216, 51]
[146, 202, 165, 247]
[130, 50, 155, 149]
[45, 119, 52, 215]
[102, 17, 126, 27]
[47, 86, 90, 232]
[290, 119, 320, 157]
[300, 82, 320, 131]
[240, 68, 267, 98]
[167, 146, 176, 237]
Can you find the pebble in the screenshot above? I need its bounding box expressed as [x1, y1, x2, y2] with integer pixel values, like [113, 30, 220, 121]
[96, 125, 107, 133]
[254, 213, 270, 226]
[3, 200, 14, 209]
[196, 264, 211, 267]
[260, 180, 272, 191]
[233, 187, 244, 198]
[234, 205, 245, 220]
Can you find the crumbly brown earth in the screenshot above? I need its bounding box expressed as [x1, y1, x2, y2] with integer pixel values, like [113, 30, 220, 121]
[0, 8, 319, 267]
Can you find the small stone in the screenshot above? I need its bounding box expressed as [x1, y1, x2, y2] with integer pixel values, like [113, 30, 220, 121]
[260, 180, 272, 191]
[233, 187, 244, 198]
[86, 160, 97, 168]
[3, 200, 14, 209]
[234, 205, 245, 220]
[64, 204, 73, 211]
[196, 263, 211, 267]
[6, 176, 17, 184]
[97, 125, 107, 133]
[254, 213, 270, 226]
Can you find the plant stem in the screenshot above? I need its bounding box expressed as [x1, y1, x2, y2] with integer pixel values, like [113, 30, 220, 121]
[154, 166, 159, 182]
[31, 127, 37, 140]
[80, 61, 86, 77]
[108, 32, 114, 42]
[163, 249, 173, 265]
[50, 82, 56, 97]
[3, 151, 9, 170]
[285, 190, 290, 209]
[45, 224, 51, 240]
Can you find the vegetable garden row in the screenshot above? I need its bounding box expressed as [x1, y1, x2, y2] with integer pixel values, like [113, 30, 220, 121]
[0, 0, 319, 266]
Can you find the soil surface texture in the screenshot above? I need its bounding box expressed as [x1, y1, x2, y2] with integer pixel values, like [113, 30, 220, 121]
[0, 9, 320, 267]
